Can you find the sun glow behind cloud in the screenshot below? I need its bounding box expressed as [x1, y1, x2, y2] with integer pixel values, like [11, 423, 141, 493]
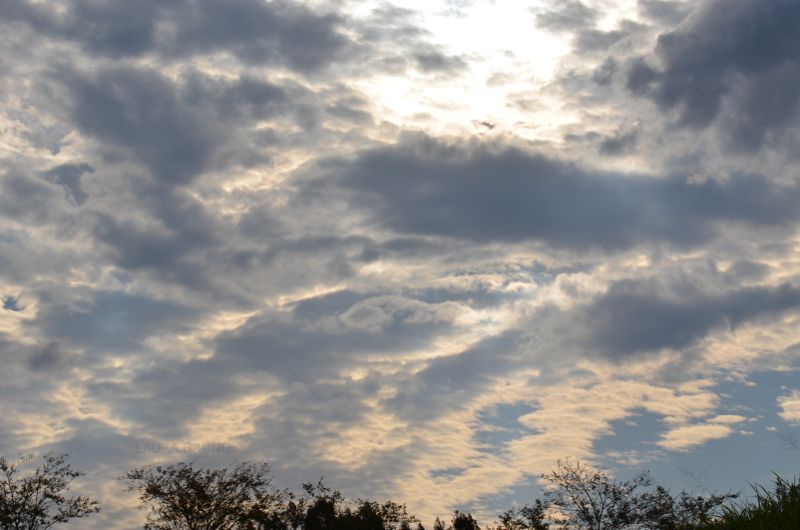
[349, 0, 572, 137]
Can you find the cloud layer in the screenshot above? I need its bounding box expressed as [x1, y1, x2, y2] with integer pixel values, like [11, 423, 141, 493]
[0, 0, 799, 528]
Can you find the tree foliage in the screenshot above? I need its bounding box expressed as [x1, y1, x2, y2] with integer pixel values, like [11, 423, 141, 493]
[300, 479, 418, 530]
[0, 453, 100, 530]
[639, 486, 737, 529]
[546, 459, 652, 530]
[498, 459, 736, 530]
[123, 461, 284, 530]
[451, 511, 481, 530]
[124, 464, 419, 530]
[498, 500, 550, 530]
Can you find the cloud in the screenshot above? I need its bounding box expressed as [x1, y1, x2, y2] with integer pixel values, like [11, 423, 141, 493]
[301, 134, 800, 251]
[80, 288, 476, 441]
[89, 186, 228, 291]
[2, 0, 800, 527]
[598, 129, 639, 155]
[3, 0, 466, 82]
[57, 65, 292, 185]
[574, 280, 800, 360]
[215, 290, 469, 381]
[29, 289, 202, 355]
[535, 2, 645, 56]
[355, 4, 470, 77]
[535, 1, 600, 33]
[627, 0, 800, 150]
[2, 0, 160, 58]
[658, 423, 734, 451]
[27, 341, 72, 372]
[87, 357, 242, 438]
[164, 0, 350, 71]
[414, 52, 468, 75]
[778, 390, 800, 425]
[0, 169, 73, 228]
[573, 21, 646, 55]
[637, 0, 691, 25]
[3, 0, 350, 72]
[385, 332, 522, 421]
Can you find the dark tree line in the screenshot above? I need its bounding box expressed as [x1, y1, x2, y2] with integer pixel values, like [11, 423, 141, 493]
[0, 453, 738, 530]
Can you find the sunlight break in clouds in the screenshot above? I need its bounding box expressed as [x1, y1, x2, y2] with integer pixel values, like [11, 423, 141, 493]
[778, 390, 800, 426]
[1, 0, 800, 528]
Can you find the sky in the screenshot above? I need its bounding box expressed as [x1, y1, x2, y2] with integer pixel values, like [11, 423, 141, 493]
[1, 0, 800, 528]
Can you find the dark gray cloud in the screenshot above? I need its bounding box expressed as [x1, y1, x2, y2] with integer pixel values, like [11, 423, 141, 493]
[627, 0, 800, 150]
[2, 0, 465, 81]
[216, 291, 463, 381]
[92, 212, 212, 287]
[89, 184, 420, 305]
[87, 357, 238, 437]
[90, 185, 224, 289]
[42, 163, 93, 206]
[27, 341, 71, 372]
[723, 260, 771, 283]
[47, 418, 144, 472]
[301, 135, 800, 251]
[573, 21, 646, 55]
[638, 0, 691, 25]
[2, 0, 350, 72]
[0, 170, 63, 226]
[592, 57, 619, 86]
[564, 128, 639, 156]
[78, 289, 466, 436]
[356, 4, 470, 77]
[599, 129, 639, 155]
[386, 332, 521, 421]
[29, 290, 202, 354]
[535, 1, 599, 33]
[248, 379, 377, 460]
[164, 0, 349, 71]
[57, 65, 291, 185]
[1, 0, 159, 57]
[414, 52, 468, 74]
[535, 2, 644, 56]
[577, 280, 800, 360]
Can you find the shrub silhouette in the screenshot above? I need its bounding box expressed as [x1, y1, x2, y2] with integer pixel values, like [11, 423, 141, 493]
[694, 475, 800, 530]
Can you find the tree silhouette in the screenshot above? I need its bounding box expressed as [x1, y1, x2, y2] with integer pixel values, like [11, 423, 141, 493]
[301, 479, 418, 530]
[451, 511, 480, 530]
[500, 459, 737, 530]
[498, 500, 550, 530]
[302, 481, 342, 530]
[543, 459, 651, 530]
[0, 453, 100, 530]
[638, 486, 736, 530]
[123, 461, 284, 530]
